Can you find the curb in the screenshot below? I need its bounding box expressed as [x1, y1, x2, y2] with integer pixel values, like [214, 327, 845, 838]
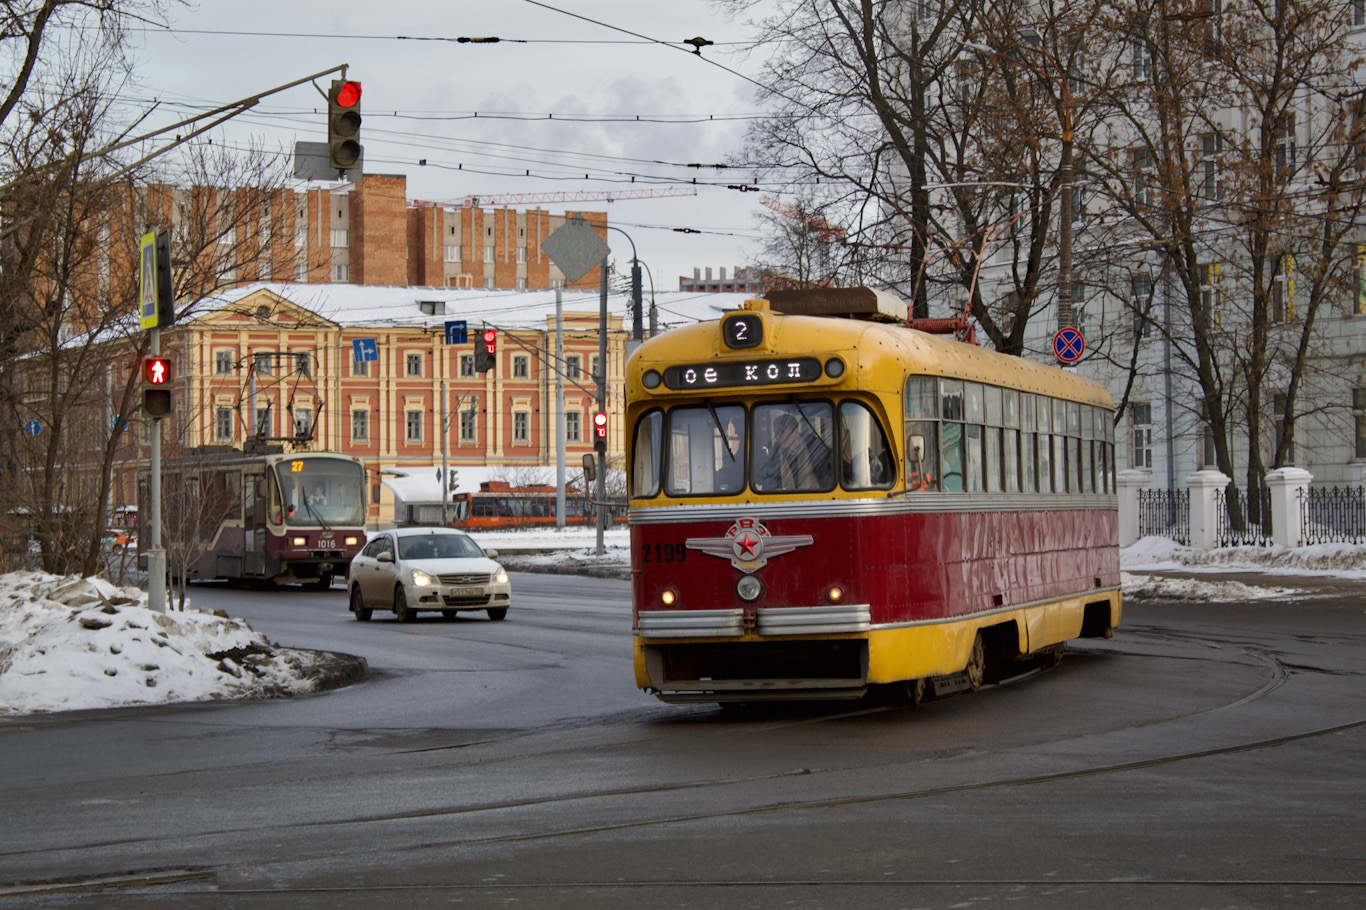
[291, 648, 369, 691]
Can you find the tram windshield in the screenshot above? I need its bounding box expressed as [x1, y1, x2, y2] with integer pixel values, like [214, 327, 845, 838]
[274, 458, 366, 527]
[636, 399, 893, 498]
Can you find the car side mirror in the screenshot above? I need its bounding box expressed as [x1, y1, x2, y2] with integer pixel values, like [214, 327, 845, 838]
[483, 548, 499, 559]
[581, 453, 596, 483]
[376, 551, 394, 563]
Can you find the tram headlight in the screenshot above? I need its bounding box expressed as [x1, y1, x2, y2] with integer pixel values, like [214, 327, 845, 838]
[660, 588, 677, 607]
[290, 536, 307, 547]
[344, 536, 360, 547]
[824, 357, 845, 379]
[411, 569, 436, 587]
[825, 584, 845, 604]
[736, 575, 764, 602]
[642, 369, 662, 389]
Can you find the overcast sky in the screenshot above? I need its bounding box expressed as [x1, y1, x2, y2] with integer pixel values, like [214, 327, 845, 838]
[125, 0, 772, 291]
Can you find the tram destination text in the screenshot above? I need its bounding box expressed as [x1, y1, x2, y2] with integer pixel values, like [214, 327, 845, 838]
[663, 357, 823, 391]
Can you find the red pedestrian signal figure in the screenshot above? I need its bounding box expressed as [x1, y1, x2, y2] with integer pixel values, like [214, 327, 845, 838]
[141, 356, 173, 419]
[475, 329, 497, 373]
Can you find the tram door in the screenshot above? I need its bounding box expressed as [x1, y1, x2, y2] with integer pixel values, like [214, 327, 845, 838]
[243, 471, 267, 576]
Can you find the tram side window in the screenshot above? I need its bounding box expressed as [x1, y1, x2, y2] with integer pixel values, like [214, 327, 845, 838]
[984, 384, 1004, 493]
[1053, 398, 1068, 493]
[1021, 393, 1038, 493]
[1002, 388, 1021, 493]
[631, 410, 663, 498]
[838, 401, 894, 490]
[904, 375, 939, 492]
[940, 379, 965, 492]
[1036, 395, 1053, 494]
[665, 404, 746, 496]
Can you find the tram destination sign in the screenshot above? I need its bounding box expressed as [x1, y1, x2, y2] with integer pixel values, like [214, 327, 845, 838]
[663, 357, 823, 391]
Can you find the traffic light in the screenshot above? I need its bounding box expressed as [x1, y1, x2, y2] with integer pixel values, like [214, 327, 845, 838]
[592, 410, 608, 448]
[474, 328, 497, 373]
[141, 356, 173, 419]
[327, 79, 363, 171]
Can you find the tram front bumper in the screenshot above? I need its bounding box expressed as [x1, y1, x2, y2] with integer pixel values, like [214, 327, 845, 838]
[635, 605, 872, 703]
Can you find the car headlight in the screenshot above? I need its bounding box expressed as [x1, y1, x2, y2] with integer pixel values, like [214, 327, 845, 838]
[411, 569, 436, 587]
[494, 566, 509, 585]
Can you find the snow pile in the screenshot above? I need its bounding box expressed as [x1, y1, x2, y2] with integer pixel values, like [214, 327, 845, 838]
[0, 571, 320, 716]
[1121, 535, 1366, 579]
[1121, 572, 1301, 602]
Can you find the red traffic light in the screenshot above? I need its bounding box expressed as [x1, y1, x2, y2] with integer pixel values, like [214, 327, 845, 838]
[143, 356, 172, 386]
[482, 328, 497, 349]
[592, 411, 608, 439]
[335, 80, 362, 108]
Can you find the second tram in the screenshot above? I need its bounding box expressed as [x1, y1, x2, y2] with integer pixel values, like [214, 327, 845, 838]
[626, 289, 1120, 704]
[140, 449, 367, 587]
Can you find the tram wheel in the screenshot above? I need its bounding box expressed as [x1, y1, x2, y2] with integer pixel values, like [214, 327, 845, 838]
[309, 572, 333, 591]
[350, 586, 372, 622]
[965, 632, 986, 692]
[393, 586, 414, 623]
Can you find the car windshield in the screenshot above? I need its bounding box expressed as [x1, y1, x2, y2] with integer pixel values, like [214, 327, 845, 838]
[398, 534, 483, 560]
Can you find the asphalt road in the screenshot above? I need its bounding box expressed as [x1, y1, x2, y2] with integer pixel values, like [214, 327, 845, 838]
[0, 574, 1363, 908]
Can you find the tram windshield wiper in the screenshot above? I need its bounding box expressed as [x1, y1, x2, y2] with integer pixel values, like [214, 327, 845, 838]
[790, 396, 834, 459]
[706, 399, 737, 463]
[300, 491, 331, 533]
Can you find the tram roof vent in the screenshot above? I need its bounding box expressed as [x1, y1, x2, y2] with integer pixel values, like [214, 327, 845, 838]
[764, 287, 906, 323]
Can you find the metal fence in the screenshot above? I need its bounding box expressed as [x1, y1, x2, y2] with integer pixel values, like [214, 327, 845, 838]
[1137, 488, 1190, 545]
[1300, 486, 1366, 545]
[1216, 484, 1273, 548]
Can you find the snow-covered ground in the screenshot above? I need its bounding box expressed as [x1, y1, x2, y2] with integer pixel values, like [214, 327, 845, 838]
[0, 573, 326, 717]
[2, 531, 1362, 717]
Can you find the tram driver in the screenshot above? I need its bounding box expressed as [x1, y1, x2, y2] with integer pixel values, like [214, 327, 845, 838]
[757, 412, 825, 492]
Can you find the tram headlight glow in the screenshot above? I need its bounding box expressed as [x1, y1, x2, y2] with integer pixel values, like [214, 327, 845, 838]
[344, 536, 360, 547]
[736, 575, 764, 602]
[825, 585, 845, 604]
[660, 588, 677, 606]
[291, 536, 307, 547]
[411, 569, 436, 587]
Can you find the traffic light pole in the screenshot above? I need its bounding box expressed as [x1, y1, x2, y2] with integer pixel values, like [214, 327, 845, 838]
[595, 259, 608, 557]
[147, 326, 166, 615]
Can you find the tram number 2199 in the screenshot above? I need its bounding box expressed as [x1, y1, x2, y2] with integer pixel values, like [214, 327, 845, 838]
[640, 542, 687, 564]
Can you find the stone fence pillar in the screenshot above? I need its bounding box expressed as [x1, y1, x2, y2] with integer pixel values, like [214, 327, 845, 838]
[1116, 469, 1152, 548]
[1186, 470, 1231, 550]
[1265, 467, 1312, 549]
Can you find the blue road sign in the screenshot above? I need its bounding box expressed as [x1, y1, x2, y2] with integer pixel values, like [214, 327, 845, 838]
[444, 320, 468, 345]
[1053, 327, 1085, 364]
[352, 338, 379, 363]
[25, 420, 41, 436]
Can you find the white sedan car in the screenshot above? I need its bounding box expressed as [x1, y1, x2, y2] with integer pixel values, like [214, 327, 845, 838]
[347, 527, 511, 623]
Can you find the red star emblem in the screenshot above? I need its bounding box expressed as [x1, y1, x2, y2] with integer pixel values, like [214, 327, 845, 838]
[735, 532, 758, 557]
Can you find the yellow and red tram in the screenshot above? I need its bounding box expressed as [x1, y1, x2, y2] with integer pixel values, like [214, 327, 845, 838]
[625, 289, 1120, 704]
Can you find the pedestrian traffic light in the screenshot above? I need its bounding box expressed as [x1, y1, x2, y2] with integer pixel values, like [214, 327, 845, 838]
[592, 410, 608, 447]
[474, 328, 497, 373]
[327, 79, 363, 171]
[141, 356, 173, 419]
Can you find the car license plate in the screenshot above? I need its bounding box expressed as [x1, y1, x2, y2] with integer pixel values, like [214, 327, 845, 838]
[451, 586, 484, 596]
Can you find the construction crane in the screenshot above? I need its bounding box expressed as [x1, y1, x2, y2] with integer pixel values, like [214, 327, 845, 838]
[760, 195, 846, 242]
[412, 187, 698, 208]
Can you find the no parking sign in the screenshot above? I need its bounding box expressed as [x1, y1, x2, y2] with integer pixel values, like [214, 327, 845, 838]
[1053, 327, 1085, 364]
